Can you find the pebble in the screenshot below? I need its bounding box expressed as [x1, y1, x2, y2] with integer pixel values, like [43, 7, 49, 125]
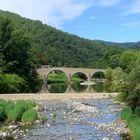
[8, 125, 18, 129]
[2, 132, 7, 137]
[102, 137, 109, 140]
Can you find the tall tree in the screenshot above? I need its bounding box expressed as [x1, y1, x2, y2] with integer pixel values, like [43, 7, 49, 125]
[0, 17, 40, 92]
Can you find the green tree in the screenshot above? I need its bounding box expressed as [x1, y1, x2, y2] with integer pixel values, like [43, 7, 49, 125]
[0, 74, 25, 93]
[0, 17, 12, 71]
[119, 51, 139, 73]
[0, 17, 40, 93]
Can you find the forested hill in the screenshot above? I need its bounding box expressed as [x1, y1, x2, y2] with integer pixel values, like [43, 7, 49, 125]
[97, 40, 140, 50]
[0, 10, 124, 68]
[118, 42, 140, 49]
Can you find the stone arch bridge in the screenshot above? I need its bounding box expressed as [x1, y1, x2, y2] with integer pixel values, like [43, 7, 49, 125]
[37, 67, 105, 83]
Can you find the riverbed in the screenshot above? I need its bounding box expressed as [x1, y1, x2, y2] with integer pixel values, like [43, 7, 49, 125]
[21, 99, 128, 140]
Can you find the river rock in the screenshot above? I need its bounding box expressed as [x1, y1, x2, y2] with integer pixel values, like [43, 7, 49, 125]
[8, 125, 18, 130]
[102, 137, 109, 140]
[67, 101, 99, 113]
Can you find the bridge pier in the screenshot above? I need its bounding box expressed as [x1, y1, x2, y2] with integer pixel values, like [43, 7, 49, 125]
[68, 74, 72, 83]
[43, 75, 47, 84]
[66, 83, 72, 93]
[88, 73, 92, 81]
[41, 75, 49, 93]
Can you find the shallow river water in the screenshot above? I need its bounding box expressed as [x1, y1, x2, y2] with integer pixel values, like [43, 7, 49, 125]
[21, 99, 127, 140]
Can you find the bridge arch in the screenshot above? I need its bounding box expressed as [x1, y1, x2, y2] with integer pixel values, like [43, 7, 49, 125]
[92, 71, 105, 80]
[37, 67, 106, 84]
[71, 72, 88, 82]
[46, 70, 68, 83]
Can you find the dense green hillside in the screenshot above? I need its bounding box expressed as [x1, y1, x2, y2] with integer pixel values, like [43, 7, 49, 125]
[0, 10, 124, 68]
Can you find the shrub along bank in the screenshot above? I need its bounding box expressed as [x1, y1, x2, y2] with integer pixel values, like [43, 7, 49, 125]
[121, 106, 140, 140]
[0, 99, 38, 124]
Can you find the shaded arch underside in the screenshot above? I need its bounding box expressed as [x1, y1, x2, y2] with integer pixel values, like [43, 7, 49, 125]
[71, 72, 88, 81]
[92, 71, 105, 79]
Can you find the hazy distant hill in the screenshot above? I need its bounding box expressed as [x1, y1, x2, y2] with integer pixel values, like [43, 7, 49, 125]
[0, 10, 125, 68]
[96, 40, 140, 50]
[119, 42, 140, 49]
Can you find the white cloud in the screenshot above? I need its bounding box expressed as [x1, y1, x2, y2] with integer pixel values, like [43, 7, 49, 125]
[0, 0, 121, 28]
[125, 0, 140, 15]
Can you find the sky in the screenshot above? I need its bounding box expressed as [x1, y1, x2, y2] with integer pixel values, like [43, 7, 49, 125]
[0, 0, 140, 42]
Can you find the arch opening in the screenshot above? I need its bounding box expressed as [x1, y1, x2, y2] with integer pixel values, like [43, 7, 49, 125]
[71, 72, 88, 82]
[47, 70, 68, 84]
[43, 70, 68, 93]
[92, 71, 105, 81]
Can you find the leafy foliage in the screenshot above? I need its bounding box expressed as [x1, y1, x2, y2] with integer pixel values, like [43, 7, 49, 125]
[0, 14, 41, 93]
[0, 74, 25, 93]
[0, 10, 124, 68]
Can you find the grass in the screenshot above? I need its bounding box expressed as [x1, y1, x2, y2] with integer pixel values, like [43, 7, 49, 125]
[0, 99, 38, 124]
[22, 110, 38, 124]
[121, 106, 140, 140]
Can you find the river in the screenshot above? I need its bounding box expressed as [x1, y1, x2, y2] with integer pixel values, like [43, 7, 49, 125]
[42, 82, 105, 93]
[21, 99, 128, 140]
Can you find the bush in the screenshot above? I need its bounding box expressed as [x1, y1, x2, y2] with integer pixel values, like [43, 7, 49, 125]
[0, 100, 38, 124]
[15, 100, 29, 112]
[115, 92, 127, 102]
[0, 74, 25, 93]
[7, 110, 18, 122]
[121, 106, 133, 121]
[15, 100, 36, 111]
[5, 102, 15, 116]
[0, 106, 6, 121]
[6, 103, 25, 122]
[135, 106, 140, 117]
[22, 110, 38, 124]
[13, 105, 25, 120]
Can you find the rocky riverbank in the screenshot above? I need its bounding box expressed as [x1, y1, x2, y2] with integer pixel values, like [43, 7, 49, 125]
[20, 99, 129, 140]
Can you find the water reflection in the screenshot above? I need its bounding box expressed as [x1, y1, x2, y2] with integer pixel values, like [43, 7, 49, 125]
[92, 82, 104, 93]
[71, 82, 87, 93]
[43, 82, 105, 93]
[47, 83, 68, 93]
